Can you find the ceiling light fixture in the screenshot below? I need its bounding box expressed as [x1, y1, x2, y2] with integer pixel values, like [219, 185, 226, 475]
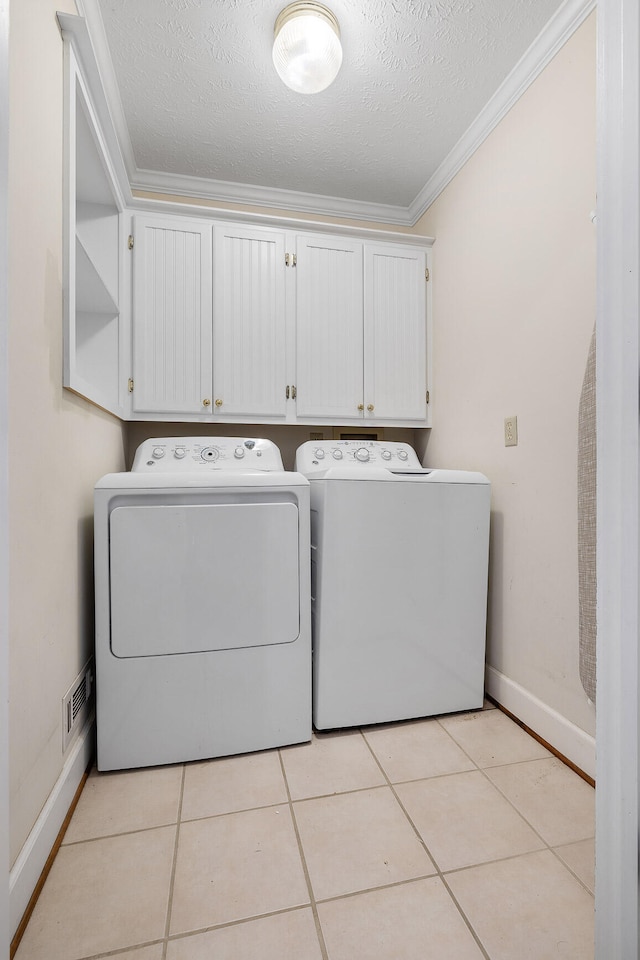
[272, 2, 342, 95]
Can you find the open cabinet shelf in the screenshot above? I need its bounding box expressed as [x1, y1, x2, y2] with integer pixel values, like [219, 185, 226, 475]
[62, 35, 126, 417]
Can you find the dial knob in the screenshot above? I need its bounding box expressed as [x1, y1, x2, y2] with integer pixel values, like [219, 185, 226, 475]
[234, 446, 245, 459]
[355, 447, 370, 462]
[381, 449, 392, 461]
[152, 446, 165, 459]
[314, 448, 325, 459]
[201, 447, 219, 461]
[332, 448, 343, 460]
[398, 450, 409, 461]
[174, 447, 186, 459]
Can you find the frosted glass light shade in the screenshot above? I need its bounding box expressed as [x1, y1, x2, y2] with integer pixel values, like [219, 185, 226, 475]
[273, 2, 342, 95]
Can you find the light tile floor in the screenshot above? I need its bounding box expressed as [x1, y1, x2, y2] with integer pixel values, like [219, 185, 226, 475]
[15, 703, 595, 960]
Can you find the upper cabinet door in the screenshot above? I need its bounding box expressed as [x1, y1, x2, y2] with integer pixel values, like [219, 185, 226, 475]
[212, 225, 287, 419]
[364, 243, 428, 422]
[295, 235, 364, 420]
[132, 215, 212, 415]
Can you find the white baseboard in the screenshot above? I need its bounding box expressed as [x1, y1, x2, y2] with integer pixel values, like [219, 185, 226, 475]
[9, 717, 94, 937]
[485, 666, 595, 780]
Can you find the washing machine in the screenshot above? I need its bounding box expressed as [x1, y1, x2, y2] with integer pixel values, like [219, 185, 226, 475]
[94, 437, 311, 770]
[295, 440, 490, 729]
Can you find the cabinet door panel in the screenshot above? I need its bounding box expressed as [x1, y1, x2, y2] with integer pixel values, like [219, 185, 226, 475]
[364, 244, 427, 422]
[213, 225, 286, 418]
[132, 216, 212, 414]
[296, 235, 364, 419]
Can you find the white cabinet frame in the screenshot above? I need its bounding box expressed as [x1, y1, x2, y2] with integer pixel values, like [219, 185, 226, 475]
[62, 40, 129, 418]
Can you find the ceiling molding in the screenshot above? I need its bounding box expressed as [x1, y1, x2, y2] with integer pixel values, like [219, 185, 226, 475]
[74, 0, 138, 196]
[407, 0, 596, 225]
[130, 196, 434, 246]
[57, 12, 132, 207]
[74, 0, 594, 228]
[129, 169, 414, 226]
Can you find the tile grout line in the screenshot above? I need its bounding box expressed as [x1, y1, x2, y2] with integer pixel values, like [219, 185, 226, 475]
[164, 903, 313, 948]
[161, 764, 187, 960]
[278, 747, 330, 960]
[433, 715, 596, 895]
[474, 758, 596, 897]
[357, 726, 492, 960]
[74, 939, 165, 960]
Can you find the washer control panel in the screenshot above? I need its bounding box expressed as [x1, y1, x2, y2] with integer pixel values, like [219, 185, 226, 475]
[131, 437, 285, 472]
[295, 440, 422, 474]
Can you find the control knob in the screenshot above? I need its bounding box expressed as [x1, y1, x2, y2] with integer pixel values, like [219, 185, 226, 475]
[332, 449, 343, 460]
[381, 450, 392, 461]
[355, 447, 370, 462]
[152, 446, 165, 459]
[397, 449, 409, 461]
[314, 448, 325, 459]
[174, 447, 186, 459]
[234, 446, 245, 459]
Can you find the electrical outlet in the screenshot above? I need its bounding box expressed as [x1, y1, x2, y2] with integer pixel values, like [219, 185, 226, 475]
[504, 416, 518, 447]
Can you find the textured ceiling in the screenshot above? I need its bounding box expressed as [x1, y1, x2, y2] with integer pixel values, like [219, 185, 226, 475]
[92, 0, 565, 209]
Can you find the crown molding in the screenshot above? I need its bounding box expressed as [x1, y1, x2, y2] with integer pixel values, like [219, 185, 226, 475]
[129, 195, 434, 246]
[130, 169, 414, 226]
[57, 11, 133, 206]
[73, 0, 137, 199]
[71, 0, 594, 228]
[407, 0, 596, 224]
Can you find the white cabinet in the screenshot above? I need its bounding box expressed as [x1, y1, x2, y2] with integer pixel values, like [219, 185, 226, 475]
[131, 215, 212, 415]
[294, 236, 429, 424]
[62, 20, 432, 428]
[63, 44, 126, 416]
[109, 215, 431, 425]
[131, 220, 289, 420]
[212, 224, 287, 419]
[294, 235, 364, 420]
[364, 243, 428, 422]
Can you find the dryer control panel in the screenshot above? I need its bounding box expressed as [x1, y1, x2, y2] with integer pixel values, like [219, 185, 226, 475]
[131, 437, 285, 472]
[295, 440, 422, 475]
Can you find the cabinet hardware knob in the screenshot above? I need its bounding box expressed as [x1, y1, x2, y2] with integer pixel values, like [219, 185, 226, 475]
[367, 404, 375, 412]
[202, 398, 211, 407]
[357, 403, 364, 411]
[215, 398, 223, 407]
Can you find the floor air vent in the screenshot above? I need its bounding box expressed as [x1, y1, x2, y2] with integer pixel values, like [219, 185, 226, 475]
[62, 660, 94, 752]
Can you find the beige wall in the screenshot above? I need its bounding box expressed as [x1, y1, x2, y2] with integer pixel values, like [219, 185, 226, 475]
[413, 14, 597, 738]
[8, 0, 126, 863]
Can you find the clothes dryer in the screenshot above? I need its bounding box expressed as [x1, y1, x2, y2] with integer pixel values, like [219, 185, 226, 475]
[95, 437, 311, 770]
[295, 440, 490, 729]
